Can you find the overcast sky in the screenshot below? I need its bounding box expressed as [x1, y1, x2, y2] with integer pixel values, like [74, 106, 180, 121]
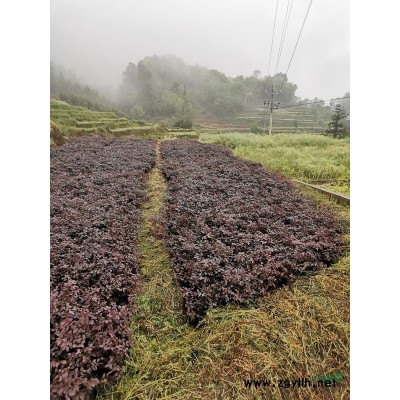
[50, 0, 349, 100]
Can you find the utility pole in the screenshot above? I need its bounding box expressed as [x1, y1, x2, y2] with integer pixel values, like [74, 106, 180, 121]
[263, 101, 267, 134]
[269, 88, 274, 135]
[264, 83, 280, 135]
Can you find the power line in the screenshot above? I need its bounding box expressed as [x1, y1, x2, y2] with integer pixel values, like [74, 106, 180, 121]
[257, 95, 350, 134]
[263, 0, 313, 134]
[278, 95, 350, 110]
[267, 0, 279, 77]
[258, 96, 350, 114]
[273, 0, 294, 79]
[285, 0, 313, 75]
[267, 0, 294, 135]
[273, 0, 290, 76]
[275, 0, 314, 104]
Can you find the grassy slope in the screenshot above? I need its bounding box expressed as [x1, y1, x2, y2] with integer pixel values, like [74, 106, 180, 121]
[99, 138, 350, 400]
[50, 99, 165, 140]
[50, 99, 199, 144]
[200, 133, 350, 195]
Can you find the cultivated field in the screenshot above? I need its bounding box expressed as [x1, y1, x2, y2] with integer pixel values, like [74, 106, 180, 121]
[195, 104, 333, 134]
[161, 140, 342, 320]
[50, 137, 156, 398]
[51, 131, 349, 399]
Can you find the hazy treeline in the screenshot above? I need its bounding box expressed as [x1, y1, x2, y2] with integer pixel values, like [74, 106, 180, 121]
[118, 55, 298, 120]
[50, 63, 124, 115]
[50, 56, 349, 131]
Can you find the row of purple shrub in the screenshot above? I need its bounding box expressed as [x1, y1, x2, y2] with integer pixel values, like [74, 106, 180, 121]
[50, 137, 155, 399]
[161, 140, 343, 321]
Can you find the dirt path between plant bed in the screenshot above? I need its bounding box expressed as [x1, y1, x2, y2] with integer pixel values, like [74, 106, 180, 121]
[135, 141, 184, 331]
[98, 141, 196, 399]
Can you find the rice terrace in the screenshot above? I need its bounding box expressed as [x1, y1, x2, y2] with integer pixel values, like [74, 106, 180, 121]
[50, 0, 350, 398]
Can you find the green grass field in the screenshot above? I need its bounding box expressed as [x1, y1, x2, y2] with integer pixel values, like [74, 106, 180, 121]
[200, 132, 350, 195]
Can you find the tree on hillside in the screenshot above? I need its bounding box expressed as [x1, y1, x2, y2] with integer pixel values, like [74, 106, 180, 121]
[174, 84, 194, 129]
[130, 105, 146, 120]
[338, 92, 350, 133]
[51, 62, 119, 113]
[325, 104, 348, 138]
[340, 92, 350, 114]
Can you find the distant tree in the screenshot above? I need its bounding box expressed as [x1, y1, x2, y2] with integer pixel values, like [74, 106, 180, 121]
[325, 104, 348, 138]
[341, 92, 350, 114]
[179, 84, 194, 123]
[250, 122, 262, 134]
[173, 118, 193, 129]
[338, 92, 350, 133]
[51, 62, 119, 112]
[170, 81, 181, 95]
[130, 105, 145, 120]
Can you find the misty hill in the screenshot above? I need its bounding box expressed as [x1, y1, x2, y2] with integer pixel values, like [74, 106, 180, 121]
[118, 54, 298, 120]
[51, 63, 123, 115]
[51, 55, 348, 133]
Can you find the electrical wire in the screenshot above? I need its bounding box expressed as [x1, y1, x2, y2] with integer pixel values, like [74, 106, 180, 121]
[273, 0, 294, 79]
[267, 0, 279, 77]
[258, 95, 350, 114]
[278, 95, 350, 109]
[275, 0, 314, 104]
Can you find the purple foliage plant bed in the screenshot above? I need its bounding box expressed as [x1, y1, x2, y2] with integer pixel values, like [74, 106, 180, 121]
[50, 137, 155, 399]
[161, 140, 343, 322]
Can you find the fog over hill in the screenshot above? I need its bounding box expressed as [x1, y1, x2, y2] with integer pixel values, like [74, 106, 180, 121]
[51, 0, 349, 101]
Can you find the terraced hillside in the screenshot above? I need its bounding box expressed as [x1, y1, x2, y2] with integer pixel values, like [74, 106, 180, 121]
[195, 104, 334, 134]
[50, 99, 168, 143]
[50, 99, 199, 145]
